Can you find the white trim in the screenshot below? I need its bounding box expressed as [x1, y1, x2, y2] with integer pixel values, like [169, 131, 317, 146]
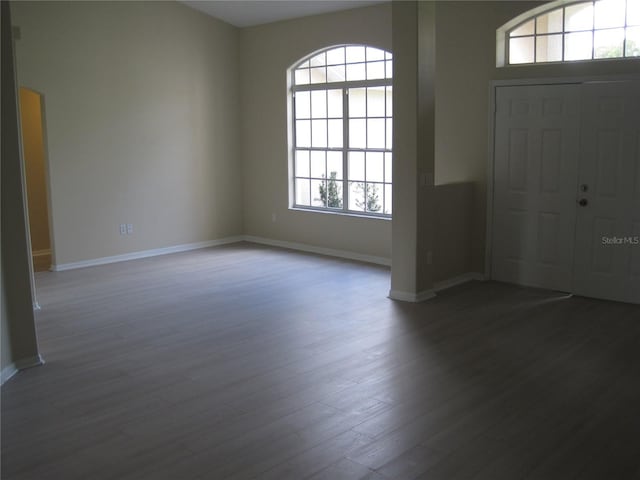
[51, 237, 244, 271]
[49, 234, 392, 272]
[1, 365, 18, 385]
[243, 235, 391, 266]
[388, 289, 436, 303]
[1, 354, 44, 386]
[434, 272, 485, 292]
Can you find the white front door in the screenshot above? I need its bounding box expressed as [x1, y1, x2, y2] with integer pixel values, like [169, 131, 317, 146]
[572, 81, 640, 304]
[492, 84, 580, 292]
[492, 80, 640, 304]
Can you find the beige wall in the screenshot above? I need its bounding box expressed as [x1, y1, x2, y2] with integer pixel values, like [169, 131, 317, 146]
[240, 4, 392, 260]
[11, 1, 243, 266]
[20, 87, 51, 254]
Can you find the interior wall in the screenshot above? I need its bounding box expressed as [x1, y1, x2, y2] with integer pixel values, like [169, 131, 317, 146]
[19, 87, 51, 255]
[11, 1, 243, 266]
[239, 4, 392, 260]
[1, 0, 40, 380]
[434, 0, 640, 275]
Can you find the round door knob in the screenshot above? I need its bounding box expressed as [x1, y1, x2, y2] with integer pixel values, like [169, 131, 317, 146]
[578, 198, 588, 207]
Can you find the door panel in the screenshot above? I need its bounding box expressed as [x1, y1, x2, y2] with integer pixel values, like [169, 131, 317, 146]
[492, 85, 580, 291]
[572, 81, 640, 304]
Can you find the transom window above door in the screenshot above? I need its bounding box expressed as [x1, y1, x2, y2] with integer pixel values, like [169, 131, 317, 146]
[498, 0, 640, 65]
[290, 45, 393, 217]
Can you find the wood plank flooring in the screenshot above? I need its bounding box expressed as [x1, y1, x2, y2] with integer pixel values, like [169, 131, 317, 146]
[2, 242, 640, 479]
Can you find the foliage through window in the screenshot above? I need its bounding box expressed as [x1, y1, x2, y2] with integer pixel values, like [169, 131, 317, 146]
[291, 45, 393, 216]
[506, 0, 640, 64]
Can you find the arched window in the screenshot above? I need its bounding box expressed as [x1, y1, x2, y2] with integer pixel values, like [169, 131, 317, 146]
[290, 45, 393, 216]
[497, 0, 640, 66]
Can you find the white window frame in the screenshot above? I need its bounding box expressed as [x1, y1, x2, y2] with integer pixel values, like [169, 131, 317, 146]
[289, 45, 393, 218]
[497, 0, 640, 66]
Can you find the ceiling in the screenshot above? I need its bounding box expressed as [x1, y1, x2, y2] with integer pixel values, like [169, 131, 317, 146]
[180, 0, 388, 28]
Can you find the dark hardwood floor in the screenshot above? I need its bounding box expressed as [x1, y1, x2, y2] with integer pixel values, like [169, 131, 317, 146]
[2, 242, 640, 479]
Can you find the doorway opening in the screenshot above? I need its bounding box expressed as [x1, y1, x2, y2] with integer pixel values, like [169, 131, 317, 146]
[19, 87, 53, 272]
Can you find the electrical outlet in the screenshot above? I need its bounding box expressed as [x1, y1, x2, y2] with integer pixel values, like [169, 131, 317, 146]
[126, 224, 133, 234]
[119, 224, 126, 235]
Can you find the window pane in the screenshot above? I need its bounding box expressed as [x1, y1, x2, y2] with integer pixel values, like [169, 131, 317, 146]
[324, 175, 343, 209]
[326, 47, 345, 65]
[327, 89, 343, 117]
[384, 184, 392, 215]
[349, 182, 365, 211]
[626, 26, 640, 56]
[295, 68, 310, 85]
[346, 63, 366, 81]
[295, 179, 311, 206]
[311, 90, 327, 118]
[328, 119, 343, 148]
[629, 0, 640, 26]
[327, 151, 343, 179]
[595, 0, 626, 28]
[310, 150, 325, 178]
[385, 60, 393, 78]
[310, 52, 326, 67]
[309, 67, 326, 83]
[594, 28, 625, 57]
[367, 87, 386, 117]
[346, 46, 366, 63]
[366, 61, 386, 80]
[364, 183, 383, 212]
[366, 152, 384, 182]
[386, 118, 393, 149]
[386, 86, 393, 116]
[565, 3, 594, 31]
[296, 120, 310, 147]
[536, 34, 563, 62]
[311, 119, 327, 148]
[348, 152, 365, 181]
[326, 65, 346, 83]
[311, 179, 325, 207]
[349, 119, 366, 148]
[295, 91, 310, 118]
[298, 60, 310, 68]
[349, 88, 366, 117]
[510, 19, 535, 36]
[366, 46, 386, 61]
[509, 36, 535, 64]
[384, 153, 392, 182]
[295, 150, 310, 177]
[565, 31, 593, 60]
[367, 119, 385, 148]
[536, 9, 563, 34]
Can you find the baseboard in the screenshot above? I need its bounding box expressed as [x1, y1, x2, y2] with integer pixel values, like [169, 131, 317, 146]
[0, 364, 18, 385]
[33, 249, 52, 272]
[434, 272, 485, 292]
[51, 236, 244, 271]
[243, 235, 391, 267]
[1, 354, 45, 386]
[388, 289, 436, 302]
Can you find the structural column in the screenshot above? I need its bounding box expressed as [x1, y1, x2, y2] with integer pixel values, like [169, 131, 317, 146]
[389, 1, 436, 302]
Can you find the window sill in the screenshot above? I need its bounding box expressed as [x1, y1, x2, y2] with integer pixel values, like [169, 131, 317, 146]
[289, 206, 392, 221]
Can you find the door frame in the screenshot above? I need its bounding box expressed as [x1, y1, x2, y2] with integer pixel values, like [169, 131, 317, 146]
[485, 73, 640, 282]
